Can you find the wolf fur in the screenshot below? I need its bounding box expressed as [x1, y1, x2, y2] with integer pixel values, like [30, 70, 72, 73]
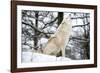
[43, 18, 72, 57]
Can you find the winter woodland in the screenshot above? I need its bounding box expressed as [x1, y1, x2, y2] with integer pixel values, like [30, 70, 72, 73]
[21, 10, 90, 62]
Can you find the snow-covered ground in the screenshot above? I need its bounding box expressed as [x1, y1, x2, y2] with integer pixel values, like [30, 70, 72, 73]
[22, 52, 71, 63]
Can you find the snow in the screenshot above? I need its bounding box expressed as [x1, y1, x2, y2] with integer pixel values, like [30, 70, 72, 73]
[53, 12, 58, 18]
[22, 52, 33, 63]
[57, 57, 71, 61]
[32, 53, 56, 62]
[49, 26, 57, 32]
[43, 17, 51, 23]
[22, 52, 71, 63]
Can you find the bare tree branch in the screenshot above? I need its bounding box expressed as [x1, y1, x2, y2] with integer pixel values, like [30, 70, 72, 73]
[70, 37, 89, 42]
[22, 21, 53, 38]
[72, 22, 90, 28]
[22, 22, 42, 33]
[71, 16, 90, 19]
[41, 17, 58, 29]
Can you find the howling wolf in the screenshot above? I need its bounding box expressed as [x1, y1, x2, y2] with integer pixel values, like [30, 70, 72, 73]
[43, 18, 72, 57]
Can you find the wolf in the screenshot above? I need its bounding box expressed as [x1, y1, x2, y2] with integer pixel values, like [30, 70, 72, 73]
[43, 18, 72, 57]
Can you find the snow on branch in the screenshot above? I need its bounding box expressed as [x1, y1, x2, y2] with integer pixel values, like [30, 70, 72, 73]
[70, 37, 89, 42]
[22, 21, 53, 37]
[72, 22, 90, 28]
[41, 17, 58, 29]
[71, 16, 90, 19]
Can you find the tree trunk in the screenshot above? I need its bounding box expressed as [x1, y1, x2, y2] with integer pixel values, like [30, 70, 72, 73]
[57, 12, 63, 56]
[34, 12, 39, 50]
[58, 12, 63, 25]
[83, 14, 90, 59]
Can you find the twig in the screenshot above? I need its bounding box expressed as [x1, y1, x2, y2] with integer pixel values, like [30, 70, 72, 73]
[72, 22, 90, 28]
[69, 37, 89, 42]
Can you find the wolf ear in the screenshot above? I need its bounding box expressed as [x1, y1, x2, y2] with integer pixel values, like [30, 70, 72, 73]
[64, 14, 71, 21]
